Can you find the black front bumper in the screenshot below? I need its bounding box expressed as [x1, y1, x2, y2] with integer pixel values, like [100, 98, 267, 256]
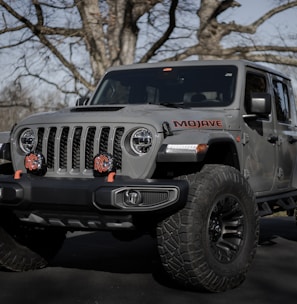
[0, 173, 188, 230]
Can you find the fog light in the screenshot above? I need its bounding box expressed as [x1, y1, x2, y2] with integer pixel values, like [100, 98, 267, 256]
[24, 152, 47, 176]
[124, 190, 142, 206]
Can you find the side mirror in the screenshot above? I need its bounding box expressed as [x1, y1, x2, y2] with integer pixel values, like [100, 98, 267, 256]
[76, 96, 89, 106]
[249, 92, 271, 115]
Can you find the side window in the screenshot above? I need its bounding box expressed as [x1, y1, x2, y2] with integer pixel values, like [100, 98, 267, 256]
[273, 80, 290, 123]
[244, 72, 267, 114]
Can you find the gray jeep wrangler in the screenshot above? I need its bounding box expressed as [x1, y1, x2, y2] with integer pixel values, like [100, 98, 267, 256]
[1, 60, 297, 292]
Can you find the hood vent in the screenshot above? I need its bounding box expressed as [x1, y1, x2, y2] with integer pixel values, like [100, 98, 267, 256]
[71, 106, 124, 112]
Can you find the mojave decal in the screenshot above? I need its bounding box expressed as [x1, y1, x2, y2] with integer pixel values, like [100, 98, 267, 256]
[173, 120, 223, 129]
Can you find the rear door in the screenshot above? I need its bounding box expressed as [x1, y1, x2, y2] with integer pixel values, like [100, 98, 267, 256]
[271, 76, 297, 189]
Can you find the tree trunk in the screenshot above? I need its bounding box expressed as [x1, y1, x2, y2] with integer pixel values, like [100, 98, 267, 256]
[75, 0, 108, 83]
[107, 0, 138, 66]
[198, 0, 222, 59]
[77, 0, 160, 83]
[197, 0, 240, 60]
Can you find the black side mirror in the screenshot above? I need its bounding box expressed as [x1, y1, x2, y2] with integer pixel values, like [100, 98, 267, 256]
[249, 92, 271, 115]
[76, 97, 89, 106]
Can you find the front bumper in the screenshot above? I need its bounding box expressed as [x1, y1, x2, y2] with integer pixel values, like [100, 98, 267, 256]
[0, 173, 188, 229]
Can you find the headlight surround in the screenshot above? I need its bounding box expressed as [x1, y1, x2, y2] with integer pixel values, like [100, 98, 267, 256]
[130, 128, 153, 155]
[19, 128, 36, 154]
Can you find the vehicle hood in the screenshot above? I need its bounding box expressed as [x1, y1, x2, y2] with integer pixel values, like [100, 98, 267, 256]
[18, 104, 239, 132]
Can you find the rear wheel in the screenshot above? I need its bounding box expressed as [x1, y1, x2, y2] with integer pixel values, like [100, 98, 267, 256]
[157, 165, 259, 292]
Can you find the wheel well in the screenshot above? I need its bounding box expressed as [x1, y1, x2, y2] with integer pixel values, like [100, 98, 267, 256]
[153, 141, 239, 178]
[203, 141, 240, 170]
[0, 162, 14, 175]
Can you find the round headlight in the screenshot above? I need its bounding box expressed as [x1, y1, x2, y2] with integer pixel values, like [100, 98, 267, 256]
[130, 128, 153, 155]
[19, 128, 36, 153]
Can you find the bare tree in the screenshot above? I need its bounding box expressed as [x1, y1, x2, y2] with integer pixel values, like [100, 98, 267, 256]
[0, 81, 33, 131]
[0, 0, 297, 99]
[0, 0, 164, 95]
[0, 81, 65, 131]
[171, 0, 297, 64]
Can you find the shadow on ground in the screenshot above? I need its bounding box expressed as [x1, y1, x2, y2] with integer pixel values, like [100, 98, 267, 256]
[50, 216, 297, 273]
[50, 230, 159, 273]
[0, 216, 296, 304]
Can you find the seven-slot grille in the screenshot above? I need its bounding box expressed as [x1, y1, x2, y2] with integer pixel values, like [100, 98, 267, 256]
[35, 126, 125, 173]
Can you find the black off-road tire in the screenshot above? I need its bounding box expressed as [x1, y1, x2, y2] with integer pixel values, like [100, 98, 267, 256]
[0, 212, 65, 271]
[0, 226, 47, 271]
[157, 165, 259, 292]
[14, 225, 66, 261]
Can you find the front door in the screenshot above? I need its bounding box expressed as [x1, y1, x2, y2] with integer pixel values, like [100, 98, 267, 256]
[242, 71, 277, 194]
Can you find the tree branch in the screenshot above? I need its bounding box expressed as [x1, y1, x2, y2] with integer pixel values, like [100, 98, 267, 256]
[38, 34, 94, 90]
[250, 1, 297, 31]
[131, 0, 162, 20]
[235, 53, 297, 67]
[0, 102, 33, 108]
[17, 72, 78, 95]
[0, 0, 82, 37]
[0, 24, 26, 35]
[33, 0, 44, 26]
[36, 1, 76, 10]
[210, 0, 240, 19]
[222, 1, 297, 35]
[162, 43, 297, 64]
[0, 34, 34, 49]
[14, 55, 80, 96]
[139, 0, 178, 63]
[223, 45, 297, 56]
[0, 0, 92, 89]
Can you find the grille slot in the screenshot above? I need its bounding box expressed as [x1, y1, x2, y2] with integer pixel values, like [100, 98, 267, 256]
[60, 127, 69, 169]
[99, 127, 110, 154]
[72, 127, 82, 170]
[36, 128, 44, 152]
[35, 125, 125, 175]
[113, 127, 124, 169]
[85, 127, 96, 169]
[47, 127, 57, 169]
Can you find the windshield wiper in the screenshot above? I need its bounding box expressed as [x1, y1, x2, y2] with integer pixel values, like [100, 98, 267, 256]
[159, 102, 189, 108]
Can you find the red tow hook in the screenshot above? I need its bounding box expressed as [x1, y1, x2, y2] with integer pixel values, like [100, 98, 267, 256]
[14, 170, 22, 180]
[107, 172, 116, 183]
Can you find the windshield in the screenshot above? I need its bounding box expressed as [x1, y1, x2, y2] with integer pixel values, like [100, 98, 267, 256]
[91, 65, 237, 107]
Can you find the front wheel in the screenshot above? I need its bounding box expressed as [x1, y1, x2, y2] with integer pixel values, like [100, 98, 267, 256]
[0, 212, 65, 271]
[157, 165, 259, 292]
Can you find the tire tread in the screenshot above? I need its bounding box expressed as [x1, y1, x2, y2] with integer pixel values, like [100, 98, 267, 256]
[157, 165, 259, 292]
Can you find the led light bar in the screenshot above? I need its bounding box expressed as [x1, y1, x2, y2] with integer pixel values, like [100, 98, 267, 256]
[165, 144, 208, 154]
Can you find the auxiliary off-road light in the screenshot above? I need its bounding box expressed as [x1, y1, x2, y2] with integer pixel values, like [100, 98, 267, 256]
[93, 152, 116, 176]
[24, 152, 47, 176]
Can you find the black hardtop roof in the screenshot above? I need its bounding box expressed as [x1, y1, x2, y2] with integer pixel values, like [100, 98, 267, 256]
[106, 59, 289, 80]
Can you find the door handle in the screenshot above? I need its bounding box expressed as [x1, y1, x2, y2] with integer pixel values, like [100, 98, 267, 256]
[288, 135, 297, 144]
[267, 134, 278, 143]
